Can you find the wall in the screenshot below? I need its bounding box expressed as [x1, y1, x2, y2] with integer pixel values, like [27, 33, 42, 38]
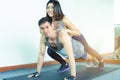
[0, 0, 113, 67]
[114, 0, 120, 24]
[60, 0, 114, 53]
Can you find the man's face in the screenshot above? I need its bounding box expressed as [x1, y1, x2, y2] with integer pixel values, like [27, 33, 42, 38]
[40, 21, 54, 37]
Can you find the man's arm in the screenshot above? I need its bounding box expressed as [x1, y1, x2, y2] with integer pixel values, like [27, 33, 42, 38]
[37, 35, 46, 73]
[58, 30, 76, 77]
[28, 35, 46, 78]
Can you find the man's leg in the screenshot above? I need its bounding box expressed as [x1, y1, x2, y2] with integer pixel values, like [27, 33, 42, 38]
[47, 48, 69, 72]
[72, 34, 104, 69]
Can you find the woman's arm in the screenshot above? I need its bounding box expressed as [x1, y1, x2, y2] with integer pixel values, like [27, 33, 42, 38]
[62, 16, 81, 36]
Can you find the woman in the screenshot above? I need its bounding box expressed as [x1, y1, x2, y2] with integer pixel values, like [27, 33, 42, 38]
[46, 0, 104, 71]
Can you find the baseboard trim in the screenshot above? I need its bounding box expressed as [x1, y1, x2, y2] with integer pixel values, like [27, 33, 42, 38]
[0, 60, 59, 72]
[103, 59, 120, 64]
[0, 59, 120, 72]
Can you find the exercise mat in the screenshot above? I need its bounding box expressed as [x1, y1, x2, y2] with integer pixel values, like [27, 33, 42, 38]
[3, 64, 119, 80]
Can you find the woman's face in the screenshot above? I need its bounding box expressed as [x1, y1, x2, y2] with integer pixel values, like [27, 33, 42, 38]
[46, 3, 54, 17]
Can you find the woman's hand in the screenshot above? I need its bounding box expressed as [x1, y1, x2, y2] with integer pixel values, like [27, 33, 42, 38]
[57, 29, 73, 37]
[66, 29, 73, 37]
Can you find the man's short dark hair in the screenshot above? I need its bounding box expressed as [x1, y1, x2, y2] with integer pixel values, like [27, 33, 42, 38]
[38, 17, 52, 26]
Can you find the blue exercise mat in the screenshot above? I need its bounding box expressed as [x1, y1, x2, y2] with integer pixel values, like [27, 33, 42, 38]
[3, 64, 119, 80]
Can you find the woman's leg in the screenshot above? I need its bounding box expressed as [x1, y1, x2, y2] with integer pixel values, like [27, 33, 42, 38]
[47, 48, 69, 72]
[72, 34, 104, 69]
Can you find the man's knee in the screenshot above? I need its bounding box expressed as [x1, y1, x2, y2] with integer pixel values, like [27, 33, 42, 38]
[47, 48, 55, 55]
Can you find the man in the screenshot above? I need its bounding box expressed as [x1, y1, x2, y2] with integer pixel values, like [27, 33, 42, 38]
[28, 17, 94, 80]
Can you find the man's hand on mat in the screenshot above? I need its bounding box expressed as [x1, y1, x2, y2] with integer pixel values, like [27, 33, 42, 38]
[64, 75, 76, 80]
[27, 72, 40, 78]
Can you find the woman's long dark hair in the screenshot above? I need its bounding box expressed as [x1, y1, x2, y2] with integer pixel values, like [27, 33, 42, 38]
[46, 0, 64, 21]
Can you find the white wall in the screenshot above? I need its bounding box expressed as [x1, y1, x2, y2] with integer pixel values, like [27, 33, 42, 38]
[0, 0, 114, 67]
[60, 0, 114, 53]
[114, 0, 120, 24]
